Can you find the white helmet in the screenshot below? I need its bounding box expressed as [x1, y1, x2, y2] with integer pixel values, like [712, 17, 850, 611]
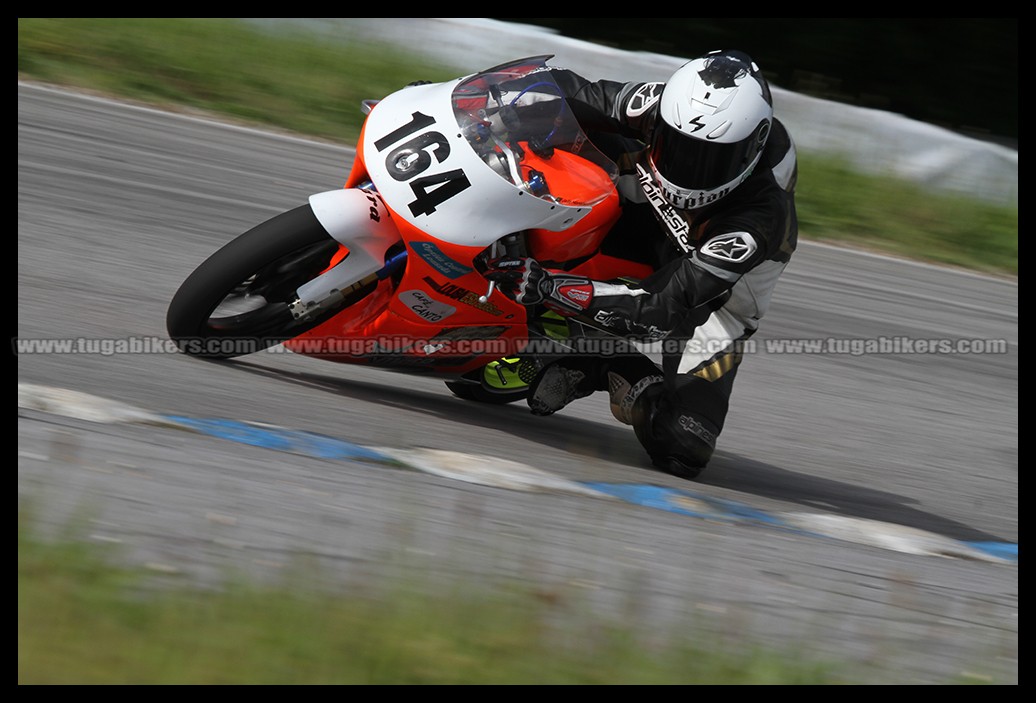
[649, 50, 773, 210]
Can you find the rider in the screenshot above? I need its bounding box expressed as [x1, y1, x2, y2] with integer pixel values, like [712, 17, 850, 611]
[481, 50, 799, 479]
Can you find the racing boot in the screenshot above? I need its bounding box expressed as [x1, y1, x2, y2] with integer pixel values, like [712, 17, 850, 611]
[527, 358, 606, 416]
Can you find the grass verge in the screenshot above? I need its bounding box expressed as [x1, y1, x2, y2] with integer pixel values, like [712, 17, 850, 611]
[19, 511, 850, 684]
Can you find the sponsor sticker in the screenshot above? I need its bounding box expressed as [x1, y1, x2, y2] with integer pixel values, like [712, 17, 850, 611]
[411, 241, 473, 279]
[399, 289, 456, 322]
[422, 276, 506, 316]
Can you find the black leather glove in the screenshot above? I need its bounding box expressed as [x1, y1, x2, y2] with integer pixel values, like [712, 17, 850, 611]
[482, 257, 593, 316]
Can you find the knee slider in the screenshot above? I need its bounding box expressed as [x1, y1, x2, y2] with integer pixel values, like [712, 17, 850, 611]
[631, 387, 718, 478]
[608, 371, 663, 425]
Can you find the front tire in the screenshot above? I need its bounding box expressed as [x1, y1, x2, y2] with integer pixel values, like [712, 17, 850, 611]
[167, 205, 375, 359]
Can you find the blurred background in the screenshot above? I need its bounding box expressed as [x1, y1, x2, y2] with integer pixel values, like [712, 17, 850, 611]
[495, 18, 1018, 148]
[19, 18, 1018, 209]
[243, 18, 1017, 210]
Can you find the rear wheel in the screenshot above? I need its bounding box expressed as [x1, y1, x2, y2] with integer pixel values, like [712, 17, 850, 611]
[444, 357, 540, 405]
[445, 380, 528, 405]
[166, 205, 376, 359]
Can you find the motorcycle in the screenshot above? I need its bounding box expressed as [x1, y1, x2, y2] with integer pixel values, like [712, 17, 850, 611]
[166, 56, 655, 404]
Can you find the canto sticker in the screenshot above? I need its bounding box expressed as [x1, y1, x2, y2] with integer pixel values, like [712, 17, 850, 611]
[399, 289, 456, 323]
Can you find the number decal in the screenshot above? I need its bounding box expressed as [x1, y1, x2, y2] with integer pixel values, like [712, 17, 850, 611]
[375, 111, 471, 215]
[385, 132, 450, 181]
[373, 112, 435, 151]
[407, 170, 471, 216]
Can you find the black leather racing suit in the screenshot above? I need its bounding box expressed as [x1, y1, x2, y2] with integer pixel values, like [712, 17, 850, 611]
[545, 68, 799, 474]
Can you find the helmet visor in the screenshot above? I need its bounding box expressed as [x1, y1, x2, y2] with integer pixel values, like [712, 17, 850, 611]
[650, 119, 768, 192]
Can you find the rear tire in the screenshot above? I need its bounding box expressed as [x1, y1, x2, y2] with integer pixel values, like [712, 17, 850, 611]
[167, 205, 375, 359]
[445, 380, 528, 405]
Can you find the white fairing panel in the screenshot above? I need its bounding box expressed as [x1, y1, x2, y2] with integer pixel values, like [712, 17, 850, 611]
[297, 188, 399, 307]
[362, 81, 592, 247]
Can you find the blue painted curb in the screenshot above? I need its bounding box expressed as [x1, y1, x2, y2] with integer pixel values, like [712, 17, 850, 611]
[160, 414, 1018, 565]
[580, 482, 796, 529]
[17, 384, 1018, 565]
[964, 542, 1018, 561]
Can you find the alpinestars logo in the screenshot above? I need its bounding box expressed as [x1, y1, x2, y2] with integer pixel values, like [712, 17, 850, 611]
[700, 233, 757, 263]
[626, 82, 663, 117]
[620, 374, 664, 421]
[636, 164, 692, 252]
[678, 415, 717, 447]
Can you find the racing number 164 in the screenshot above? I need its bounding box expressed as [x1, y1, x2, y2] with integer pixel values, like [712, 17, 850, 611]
[373, 111, 472, 217]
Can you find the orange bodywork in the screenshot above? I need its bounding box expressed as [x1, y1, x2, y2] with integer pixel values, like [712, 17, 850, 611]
[285, 135, 652, 376]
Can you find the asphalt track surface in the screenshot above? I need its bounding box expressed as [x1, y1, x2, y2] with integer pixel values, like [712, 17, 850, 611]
[17, 83, 1018, 684]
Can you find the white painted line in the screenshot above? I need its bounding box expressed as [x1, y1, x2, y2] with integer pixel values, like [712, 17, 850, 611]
[373, 447, 615, 498]
[18, 383, 179, 426]
[781, 512, 1008, 563]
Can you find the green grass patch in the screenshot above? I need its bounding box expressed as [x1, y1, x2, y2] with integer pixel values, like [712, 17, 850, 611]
[19, 513, 849, 684]
[797, 153, 1017, 276]
[17, 18, 450, 142]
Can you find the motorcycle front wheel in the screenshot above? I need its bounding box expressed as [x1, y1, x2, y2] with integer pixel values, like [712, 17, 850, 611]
[166, 205, 377, 359]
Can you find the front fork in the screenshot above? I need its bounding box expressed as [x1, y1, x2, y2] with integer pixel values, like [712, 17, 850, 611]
[290, 186, 402, 321]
